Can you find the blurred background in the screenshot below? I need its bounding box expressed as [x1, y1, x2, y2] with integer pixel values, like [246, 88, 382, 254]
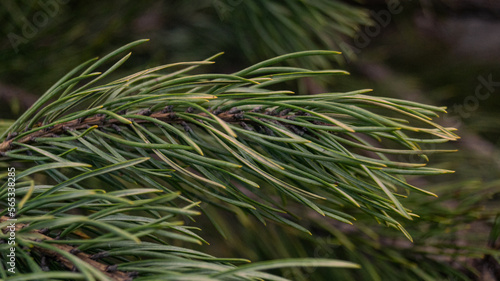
[1, 0, 499, 280]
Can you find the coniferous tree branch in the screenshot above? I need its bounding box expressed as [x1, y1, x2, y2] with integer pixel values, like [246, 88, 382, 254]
[0, 216, 134, 281]
[0, 108, 340, 154]
[0, 40, 459, 280]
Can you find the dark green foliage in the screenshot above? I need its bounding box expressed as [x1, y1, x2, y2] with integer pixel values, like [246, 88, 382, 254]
[0, 40, 465, 280]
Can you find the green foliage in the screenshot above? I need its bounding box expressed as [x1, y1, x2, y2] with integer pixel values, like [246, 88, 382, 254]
[0, 0, 371, 97]
[217, 179, 500, 281]
[0, 40, 463, 280]
[223, 0, 371, 66]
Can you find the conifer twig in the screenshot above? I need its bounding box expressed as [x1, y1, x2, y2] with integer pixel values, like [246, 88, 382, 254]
[0, 108, 322, 153]
[0, 216, 134, 281]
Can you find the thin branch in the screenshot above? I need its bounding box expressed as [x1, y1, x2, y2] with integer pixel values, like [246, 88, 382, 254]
[0, 108, 320, 153]
[0, 216, 134, 281]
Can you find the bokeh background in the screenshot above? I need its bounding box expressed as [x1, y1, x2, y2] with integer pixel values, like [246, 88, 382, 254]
[1, 1, 499, 280]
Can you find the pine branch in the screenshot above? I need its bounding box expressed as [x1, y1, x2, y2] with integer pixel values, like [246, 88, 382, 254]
[0, 216, 134, 281]
[0, 41, 462, 279]
[0, 107, 319, 153]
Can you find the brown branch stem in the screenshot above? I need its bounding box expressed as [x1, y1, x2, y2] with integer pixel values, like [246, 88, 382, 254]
[0, 216, 133, 280]
[0, 110, 314, 153]
[0, 111, 236, 153]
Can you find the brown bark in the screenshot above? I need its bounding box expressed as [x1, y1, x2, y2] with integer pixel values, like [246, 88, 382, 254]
[0, 215, 133, 281]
